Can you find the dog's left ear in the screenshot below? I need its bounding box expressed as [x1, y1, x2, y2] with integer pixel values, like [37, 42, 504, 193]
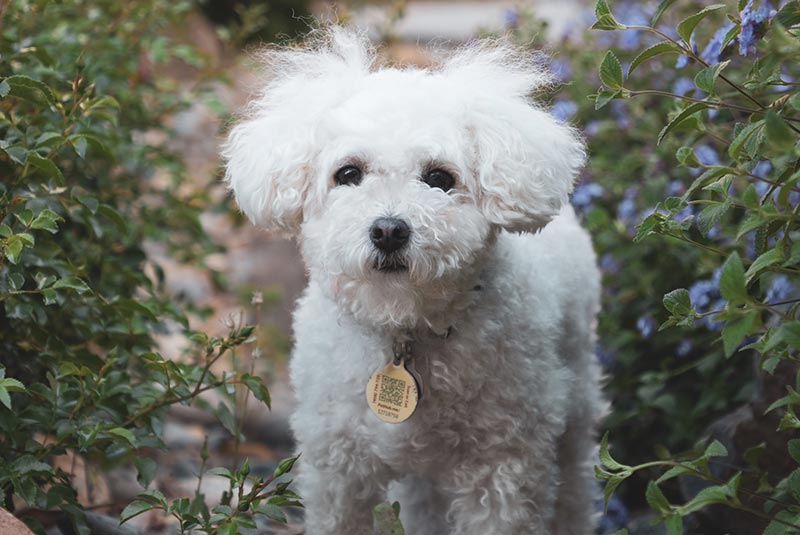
[445, 43, 586, 233]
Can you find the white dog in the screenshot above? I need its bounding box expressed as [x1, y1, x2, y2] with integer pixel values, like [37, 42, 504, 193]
[223, 28, 605, 535]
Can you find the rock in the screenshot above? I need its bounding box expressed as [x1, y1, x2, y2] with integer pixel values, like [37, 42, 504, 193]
[0, 508, 35, 535]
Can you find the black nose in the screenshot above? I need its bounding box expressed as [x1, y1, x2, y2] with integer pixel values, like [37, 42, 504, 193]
[369, 217, 411, 254]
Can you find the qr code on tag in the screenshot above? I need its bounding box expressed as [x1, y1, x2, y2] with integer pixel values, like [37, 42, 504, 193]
[379, 375, 405, 406]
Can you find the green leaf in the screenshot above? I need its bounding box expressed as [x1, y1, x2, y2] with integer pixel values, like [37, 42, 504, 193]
[729, 120, 765, 160]
[256, 503, 287, 523]
[599, 432, 626, 470]
[704, 440, 729, 458]
[0, 80, 8, 97]
[0, 377, 25, 393]
[645, 481, 671, 513]
[696, 198, 732, 236]
[694, 61, 730, 95]
[107, 427, 137, 446]
[651, 0, 678, 25]
[685, 166, 728, 198]
[789, 439, 800, 464]
[721, 312, 758, 357]
[135, 457, 157, 488]
[30, 208, 63, 233]
[764, 110, 796, 151]
[0, 387, 10, 410]
[665, 513, 683, 535]
[12, 455, 54, 474]
[599, 51, 624, 89]
[745, 249, 782, 283]
[628, 41, 681, 76]
[775, 1, 800, 28]
[593, 88, 621, 110]
[593, 0, 626, 30]
[372, 501, 404, 535]
[657, 465, 692, 484]
[663, 289, 691, 315]
[677, 4, 727, 44]
[720, 252, 747, 304]
[26, 152, 64, 183]
[52, 277, 90, 294]
[242, 374, 271, 409]
[658, 102, 710, 145]
[120, 500, 158, 524]
[2, 75, 56, 106]
[4, 235, 24, 264]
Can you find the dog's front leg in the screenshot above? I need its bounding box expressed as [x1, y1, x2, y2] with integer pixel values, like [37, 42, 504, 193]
[296, 441, 391, 535]
[442, 455, 559, 535]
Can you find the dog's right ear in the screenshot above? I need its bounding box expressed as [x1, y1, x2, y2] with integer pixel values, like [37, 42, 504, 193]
[222, 28, 374, 234]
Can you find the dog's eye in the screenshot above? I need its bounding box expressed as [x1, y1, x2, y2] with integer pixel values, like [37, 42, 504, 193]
[421, 169, 455, 192]
[334, 165, 363, 186]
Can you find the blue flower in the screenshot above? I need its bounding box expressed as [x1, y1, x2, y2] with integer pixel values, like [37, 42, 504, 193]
[617, 198, 636, 223]
[672, 77, 696, 96]
[572, 181, 604, 211]
[701, 22, 735, 64]
[689, 269, 726, 330]
[637, 314, 656, 338]
[599, 253, 621, 274]
[552, 99, 579, 123]
[596, 344, 616, 370]
[551, 57, 572, 83]
[766, 274, 794, 303]
[596, 495, 629, 533]
[753, 160, 773, 178]
[504, 8, 520, 28]
[676, 338, 693, 357]
[665, 180, 685, 197]
[739, 1, 775, 56]
[694, 144, 721, 166]
[676, 34, 697, 68]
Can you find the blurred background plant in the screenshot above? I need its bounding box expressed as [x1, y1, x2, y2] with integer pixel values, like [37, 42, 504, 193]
[5, 0, 800, 533]
[0, 1, 309, 533]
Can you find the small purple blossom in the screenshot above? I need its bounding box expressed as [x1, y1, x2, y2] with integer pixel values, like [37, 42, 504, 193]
[637, 314, 657, 338]
[572, 181, 604, 211]
[701, 22, 735, 64]
[665, 180, 685, 197]
[596, 344, 616, 370]
[694, 144, 721, 166]
[596, 495, 629, 533]
[689, 269, 726, 330]
[672, 77, 696, 96]
[739, 1, 775, 56]
[504, 8, 520, 28]
[766, 274, 794, 303]
[753, 160, 773, 178]
[676, 338, 693, 357]
[552, 99, 579, 123]
[676, 34, 697, 68]
[599, 253, 621, 274]
[551, 57, 571, 83]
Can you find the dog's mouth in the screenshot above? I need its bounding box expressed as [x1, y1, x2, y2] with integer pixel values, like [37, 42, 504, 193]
[373, 255, 408, 273]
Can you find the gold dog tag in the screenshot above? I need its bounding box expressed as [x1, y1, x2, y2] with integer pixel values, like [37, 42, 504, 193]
[366, 362, 419, 423]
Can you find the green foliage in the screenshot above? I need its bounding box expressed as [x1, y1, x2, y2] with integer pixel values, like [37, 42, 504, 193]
[583, 0, 800, 530]
[0, 0, 300, 532]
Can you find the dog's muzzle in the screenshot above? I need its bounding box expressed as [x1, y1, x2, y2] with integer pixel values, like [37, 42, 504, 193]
[369, 217, 410, 272]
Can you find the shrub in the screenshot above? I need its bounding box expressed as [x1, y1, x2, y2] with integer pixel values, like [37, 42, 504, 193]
[514, 0, 800, 532]
[0, 1, 300, 533]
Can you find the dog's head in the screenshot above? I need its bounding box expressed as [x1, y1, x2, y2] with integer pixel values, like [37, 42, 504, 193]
[223, 28, 585, 329]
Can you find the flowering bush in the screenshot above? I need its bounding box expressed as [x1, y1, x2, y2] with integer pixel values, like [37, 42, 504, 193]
[519, 0, 800, 532]
[510, 0, 800, 531]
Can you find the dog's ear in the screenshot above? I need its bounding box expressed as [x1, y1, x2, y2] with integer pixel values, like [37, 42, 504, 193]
[222, 28, 374, 234]
[445, 42, 586, 233]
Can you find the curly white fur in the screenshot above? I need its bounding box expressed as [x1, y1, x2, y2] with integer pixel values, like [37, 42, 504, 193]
[223, 27, 605, 535]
